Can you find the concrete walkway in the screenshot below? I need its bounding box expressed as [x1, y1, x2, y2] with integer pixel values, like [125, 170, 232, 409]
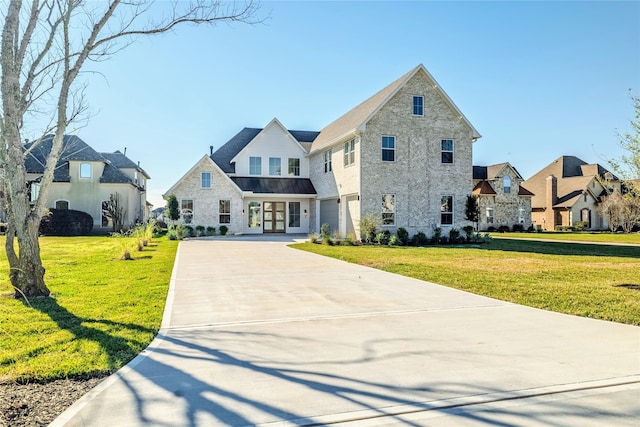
[52, 236, 640, 426]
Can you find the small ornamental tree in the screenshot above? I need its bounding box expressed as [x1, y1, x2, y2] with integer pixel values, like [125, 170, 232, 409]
[165, 194, 180, 227]
[465, 195, 480, 230]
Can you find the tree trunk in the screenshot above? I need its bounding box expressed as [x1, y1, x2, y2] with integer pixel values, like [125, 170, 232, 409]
[11, 219, 48, 298]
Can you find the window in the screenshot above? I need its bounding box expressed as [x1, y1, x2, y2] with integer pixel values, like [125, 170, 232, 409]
[289, 202, 301, 228]
[503, 176, 511, 194]
[486, 207, 494, 224]
[249, 157, 262, 175]
[269, 157, 281, 176]
[181, 199, 193, 224]
[288, 158, 300, 176]
[324, 149, 332, 173]
[413, 96, 424, 116]
[80, 163, 91, 178]
[248, 201, 261, 228]
[518, 207, 525, 224]
[30, 183, 40, 203]
[201, 172, 211, 188]
[441, 140, 454, 164]
[382, 136, 395, 162]
[382, 194, 395, 225]
[219, 200, 231, 224]
[55, 200, 69, 210]
[343, 139, 355, 167]
[441, 196, 453, 225]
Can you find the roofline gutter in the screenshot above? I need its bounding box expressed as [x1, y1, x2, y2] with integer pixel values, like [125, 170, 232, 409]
[308, 129, 363, 156]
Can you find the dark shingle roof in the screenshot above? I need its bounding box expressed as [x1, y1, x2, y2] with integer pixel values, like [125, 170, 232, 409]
[230, 177, 316, 194]
[211, 128, 320, 173]
[24, 135, 139, 184]
[101, 151, 150, 179]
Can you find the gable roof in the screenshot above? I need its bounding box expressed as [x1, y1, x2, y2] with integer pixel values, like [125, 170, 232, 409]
[310, 64, 481, 153]
[210, 125, 320, 174]
[523, 156, 614, 209]
[473, 162, 524, 181]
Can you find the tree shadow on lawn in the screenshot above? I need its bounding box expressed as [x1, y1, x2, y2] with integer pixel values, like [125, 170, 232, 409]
[481, 239, 640, 259]
[22, 297, 156, 379]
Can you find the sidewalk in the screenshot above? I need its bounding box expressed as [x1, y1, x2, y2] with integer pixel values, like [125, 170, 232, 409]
[51, 237, 640, 426]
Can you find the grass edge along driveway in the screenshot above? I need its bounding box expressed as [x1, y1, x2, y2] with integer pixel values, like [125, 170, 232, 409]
[292, 238, 640, 327]
[0, 236, 179, 383]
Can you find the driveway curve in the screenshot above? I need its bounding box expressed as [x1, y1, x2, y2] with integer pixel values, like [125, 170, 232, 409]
[52, 236, 640, 426]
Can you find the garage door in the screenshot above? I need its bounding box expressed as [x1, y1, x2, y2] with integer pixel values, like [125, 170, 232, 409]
[319, 199, 339, 234]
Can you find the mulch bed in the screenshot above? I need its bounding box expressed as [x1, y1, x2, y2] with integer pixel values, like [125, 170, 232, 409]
[0, 376, 107, 427]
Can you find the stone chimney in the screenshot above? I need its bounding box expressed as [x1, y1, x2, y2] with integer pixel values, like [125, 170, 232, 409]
[545, 175, 557, 230]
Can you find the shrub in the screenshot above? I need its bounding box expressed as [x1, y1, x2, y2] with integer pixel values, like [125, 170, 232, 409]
[412, 231, 428, 246]
[39, 208, 93, 236]
[462, 225, 475, 242]
[487, 226, 496, 232]
[359, 213, 380, 244]
[431, 227, 443, 244]
[512, 223, 525, 232]
[396, 227, 409, 245]
[167, 229, 177, 240]
[195, 225, 205, 237]
[308, 232, 320, 243]
[342, 231, 358, 245]
[389, 234, 399, 246]
[573, 221, 588, 231]
[175, 224, 189, 240]
[497, 225, 510, 233]
[527, 224, 536, 232]
[206, 226, 216, 236]
[320, 223, 331, 239]
[322, 234, 333, 245]
[448, 228, 461, 244]
[375, 231, 390, 245]
[219, 225, 228, 235]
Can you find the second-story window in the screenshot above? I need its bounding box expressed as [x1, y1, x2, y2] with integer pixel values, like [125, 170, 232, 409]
[382, 136, 395, 162]
[288, 158, 300, 176]
[80, 163, 91, 178]
[324, 149, 332, 173]
[344, 139, 355, 167]
[269, 157, 281, 176]
[413, 96, 424, 116]
[503, 176, 511, 194]
[249, 157, 262, 175]
[441, 139, 454, 164]
[201, 172, 211, 188]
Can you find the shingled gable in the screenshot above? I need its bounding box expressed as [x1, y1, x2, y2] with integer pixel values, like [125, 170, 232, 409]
[210, 123, 320, 174]
[102, 151, 150, 179]
[163, 154, 239, 198]
[310, 64, 481, 154]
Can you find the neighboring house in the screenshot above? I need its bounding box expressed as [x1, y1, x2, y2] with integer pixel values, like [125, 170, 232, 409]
[9, 135, 151, 232]
[472, 163, 534, 230]
[522, 155, 618, 231]
[165, 64, 481, 237]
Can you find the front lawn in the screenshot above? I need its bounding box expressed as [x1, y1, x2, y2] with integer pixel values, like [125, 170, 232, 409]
[293, 239, 640, 326]
[0, 237, 179, 382]
[493, 231, 640, 245]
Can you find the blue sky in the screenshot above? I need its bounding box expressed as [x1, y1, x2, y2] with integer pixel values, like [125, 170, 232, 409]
[25, 1, 640, 208]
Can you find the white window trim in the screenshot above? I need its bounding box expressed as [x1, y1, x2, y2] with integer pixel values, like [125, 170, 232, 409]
[324, 149, 332, 173]
[381, 135, 396, 163]
[288, 158, 300, 176]
[382, 193, 396, 226]
[441, 139, 454, 164]
[201, 172, 212, 189]
[54, 199, 70, 210]
[269, 157, 282, 176]
[79, 162, 92, 179]
[249, 156, 262, 176]
[440, 195, 454, 226]
[412, 95, 424, 117]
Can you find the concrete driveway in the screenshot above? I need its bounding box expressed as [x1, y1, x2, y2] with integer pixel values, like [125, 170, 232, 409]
[53, 236, 640, 426]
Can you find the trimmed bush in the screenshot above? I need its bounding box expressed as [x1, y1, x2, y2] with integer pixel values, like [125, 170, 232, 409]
[448, 228, 461, 243]
[512, 223, 525, 232]
[497, 225, 510, 233]
[206, 226, 216, 236]
[396, 227, 409, 245]
[195, 225, 205, 237]
[39, 209, 93, 236]
[219, 225, 228, 235]
[412, 231, 428, 246]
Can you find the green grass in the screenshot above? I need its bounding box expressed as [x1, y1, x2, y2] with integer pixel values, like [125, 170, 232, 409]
[494, 231, 640, 244]
[0, 236, 179, 382]
[293, 239, 640, 326]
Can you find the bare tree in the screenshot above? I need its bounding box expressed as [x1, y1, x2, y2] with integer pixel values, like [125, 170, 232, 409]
[1, 0, 260, 298]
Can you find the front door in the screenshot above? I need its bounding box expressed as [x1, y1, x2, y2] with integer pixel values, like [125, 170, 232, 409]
[263, 202, 286, 233]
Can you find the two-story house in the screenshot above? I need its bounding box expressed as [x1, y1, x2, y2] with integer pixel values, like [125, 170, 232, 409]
[165, 64, 481, 237]
[472, 162, 534, 230]
[16, 135, 150, 232]
[522, 155, 619, 230]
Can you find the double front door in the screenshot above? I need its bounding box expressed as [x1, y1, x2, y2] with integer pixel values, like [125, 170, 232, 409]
[263, 202, 285, 233]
